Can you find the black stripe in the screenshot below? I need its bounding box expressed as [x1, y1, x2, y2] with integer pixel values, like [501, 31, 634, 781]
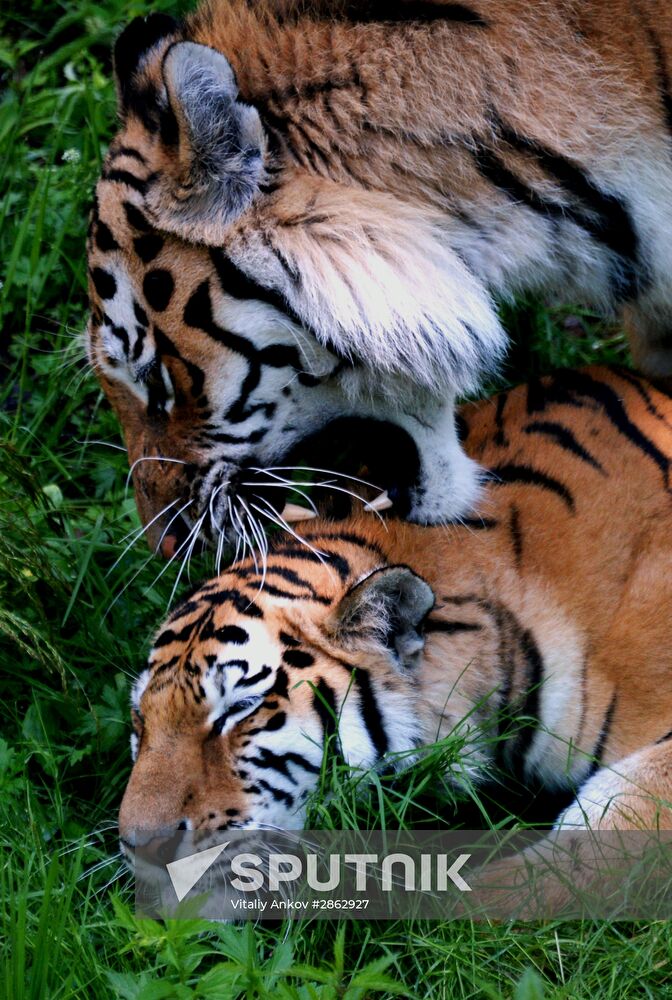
[221, 659, 249, 672]
[298, 531, 385, 557]
[589, 693, 618, 770]
[354, 669, 389, 758]
[210, 248, 306, 327]
[203, 429, 268, 446]
[134, 234, 164, 263]
[475, 123, 640, 300]
[341, 1, 488, 26]
[264, 565, 327, 596]
[95, 220, 119, 252]
[111, 145, 148, 165]
[424, 618, 483, 635]
[524, 420, 605, 473]
[184, 280, 302, 367]
[215, 625, 248, 645]
[550, 369, 671, 482]
[241, 747, 319, 780]
[271, 666, 290, 698]
[268, 546, 351, 581]
[153, 620, 197, 648]
[123, 202, 151, 232]
[153, 326, 205, 398]
[202, 588, 263, 618]
[150, 654, 181, 674]
[489, 463, 575, 511]
[256, 779, 294, 806]
[254, 581, 331, 604]
[282, 649, 315, 669]
[494, 391, 508, 446]
[497, 121, 640, 296]
[102, 168, 149, 194]
[236, 665, 273, 688]
[313, 678, 339, 746]
[514, 629, 545, 762]
[450, 516, 499, 530]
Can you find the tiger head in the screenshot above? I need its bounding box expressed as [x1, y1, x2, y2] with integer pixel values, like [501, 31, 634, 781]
[87, 9, 504, 554]
[117, 532, 438, 856]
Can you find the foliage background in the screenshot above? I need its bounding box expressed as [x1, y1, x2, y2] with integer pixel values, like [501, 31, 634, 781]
[1, 1, 668, 997]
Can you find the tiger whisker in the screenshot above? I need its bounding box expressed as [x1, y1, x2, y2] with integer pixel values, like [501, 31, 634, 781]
[79, 853, 122, 882]
[105, 549, 158, 618]
[215, 524, 225, 576]
[125, 455, 187, 493]
[240, 478, 319, 514]
[94, 863, 130, 897]
[238, 497, 268, 592]
[244, 478, 387, 526]
[256, 465, 382, 491]
[249, 498, 327, 564]
[230, 501, 258, 574]
[133, 501, 197, 608]
[75, 439, 127, 452]
[168, 510, 207, 607]
[107, 498, 181, 573]
[207, 482, 230, 539]
[228, 497, 243, 566]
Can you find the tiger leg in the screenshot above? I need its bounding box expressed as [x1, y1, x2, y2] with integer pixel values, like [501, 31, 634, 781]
[623, 300, 672, 381]
[464, 742, 672, 919]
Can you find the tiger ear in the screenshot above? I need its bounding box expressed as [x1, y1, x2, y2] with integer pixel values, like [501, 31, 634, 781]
[328, 566, 435, 671]
[145, 41, 266, 243]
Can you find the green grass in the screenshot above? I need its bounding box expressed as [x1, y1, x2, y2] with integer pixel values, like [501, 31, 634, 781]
[1, 1, 668, 997]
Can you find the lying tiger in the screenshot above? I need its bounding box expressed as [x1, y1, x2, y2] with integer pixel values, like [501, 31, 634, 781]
[119, 366, 672, 868]
[89, 0, 672, 549]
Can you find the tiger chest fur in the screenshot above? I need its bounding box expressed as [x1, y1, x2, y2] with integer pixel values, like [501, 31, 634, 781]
[88, 0, 672, 554]
[118, 367, 672, 857]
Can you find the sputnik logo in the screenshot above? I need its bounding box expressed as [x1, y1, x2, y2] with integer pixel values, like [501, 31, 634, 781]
[166, 842, 229, 901]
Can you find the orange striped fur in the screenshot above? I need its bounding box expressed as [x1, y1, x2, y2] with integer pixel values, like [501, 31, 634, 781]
[119, 366, 672, 860]
[88, 0, 672, 544]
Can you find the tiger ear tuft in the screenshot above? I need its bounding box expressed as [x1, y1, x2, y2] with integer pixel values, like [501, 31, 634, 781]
[146, 41, 266, 243]
[329, 566, 435, 671]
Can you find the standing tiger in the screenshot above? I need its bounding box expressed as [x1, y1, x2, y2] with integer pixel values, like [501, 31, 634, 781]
[119, 367, 672, 879]
[88, 0, 672, 553]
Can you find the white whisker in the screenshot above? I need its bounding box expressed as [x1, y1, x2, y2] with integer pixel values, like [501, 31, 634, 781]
[125, 455, 187, 492]
[257, 465, 381, 491]
[168, 511, 207, 607]
[228, 497, 243, 566]
[74, 439, 127, 453]
[240, 478, 318, 514]
[249, 498, 327, 563]
[238, 497, 268, 592]
[79, 853, 121, 882]
[215, 526, 225, 576]
[107, 499, 180, 575]
[230, 502, 257, 573]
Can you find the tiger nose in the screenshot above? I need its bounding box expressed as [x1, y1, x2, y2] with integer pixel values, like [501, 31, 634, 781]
[160, 534, 178, 559]
[119, 818, 188, 850]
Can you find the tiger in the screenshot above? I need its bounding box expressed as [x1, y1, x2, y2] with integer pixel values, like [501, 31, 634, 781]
[88, 0, 672, 555]
[118, 365, 672, 896]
